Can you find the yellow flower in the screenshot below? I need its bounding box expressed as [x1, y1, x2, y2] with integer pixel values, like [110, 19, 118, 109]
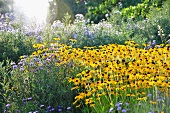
[72, 78, 80, 85]
[137, 97, 147, 101]
[76, 104, 81, 108]
[54, 38, 60, 40]
[150, 100, 157, 104]
[90, 104, 95, 107]
[85, 98, 94, 105]
[69, 38, 77, 42]
[86, 91, 92, 97]
[19, 55, 25, 59]
[71, 86, 78, 90]
[33, 44, 38, 48]
[141, 92, 146, 95]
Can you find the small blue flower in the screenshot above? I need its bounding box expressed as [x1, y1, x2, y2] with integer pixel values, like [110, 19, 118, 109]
[157, 98, 162, 102]
[23, 102, 27, 105]
[20, 66, 24, 71]
[6, 104, 10, 107]
[28, 97, 32, 101]
[47, 106, 51, 109]
[58, 106, 62, 112]
[147, 94, 152, 97]
[122, 109, 127, 113]
[22, 98, 27, 102]
[51, 108, 55, 111]
[18, 62, 23, 65]
[67, 107, 71, 110]
[117, 107, 121, 111]
[115, 102, 122, 107]
[13, 65, 17, 69]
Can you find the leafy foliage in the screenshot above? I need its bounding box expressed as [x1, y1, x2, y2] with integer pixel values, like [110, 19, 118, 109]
[0, 31, 36, 62]
[121, 0, 166, 21]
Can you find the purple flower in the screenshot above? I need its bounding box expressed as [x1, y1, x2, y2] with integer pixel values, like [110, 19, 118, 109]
[34, 57, 39, 61]
[27, 97, 32, 101]
[148, 112, 153, 113]
[67, 107, 71, 110]
[122, 109, 127, 113]
[20, 66, 24, 71]
[157, 98, 162, 102]
[151, 40, 156, 47]
[13, 65, 17, 69]
[39, 66, 43, 70]
[47, 106, 51, 109]
[22, 98, 27, 102]
[117, 107, 121, 111]
[6, 104, 10, 107]
[147, 94, 152, 97]
[115, 102, 122, 107]
[33, 111, 38, 113]
[58, 106, 62, 112]
[23, 102, 26, 105]
[18, 62, 23, 65]
[4, 110, 7, 113]
[51, 108, 55, 111]
[58, 109, 62, 112]
[36, 36, 42, 43]
[29, 62, 34, 66]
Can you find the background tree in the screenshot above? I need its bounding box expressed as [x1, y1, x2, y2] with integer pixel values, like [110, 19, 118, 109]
[0, 0, 14, 14]
[47, 0, 78, 24]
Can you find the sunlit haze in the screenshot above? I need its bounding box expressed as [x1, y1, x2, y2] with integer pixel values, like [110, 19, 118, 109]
[14, 0, 49, 25]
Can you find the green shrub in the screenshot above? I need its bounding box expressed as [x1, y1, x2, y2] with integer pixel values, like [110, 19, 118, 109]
[107, 0, 170, 47]
[0, 31, 36, 62]
[0, 60, 12, 113]
[0, 13, 41, 63]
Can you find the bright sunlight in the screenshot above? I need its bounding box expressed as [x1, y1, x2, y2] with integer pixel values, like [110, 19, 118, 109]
[14, 0, 49, 24]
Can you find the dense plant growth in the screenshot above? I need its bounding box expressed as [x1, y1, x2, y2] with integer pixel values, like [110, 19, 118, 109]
[0, 0, 170, 113]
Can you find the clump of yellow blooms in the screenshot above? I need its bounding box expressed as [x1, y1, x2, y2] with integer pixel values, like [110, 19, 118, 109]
[31, 39, 170, 108]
